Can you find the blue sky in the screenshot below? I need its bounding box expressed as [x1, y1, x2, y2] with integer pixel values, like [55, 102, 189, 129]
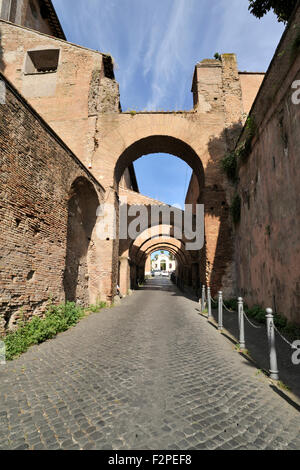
[52, 0, 285, 206]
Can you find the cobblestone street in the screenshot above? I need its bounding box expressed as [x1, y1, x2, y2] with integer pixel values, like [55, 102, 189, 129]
[0, 278, 299, 450]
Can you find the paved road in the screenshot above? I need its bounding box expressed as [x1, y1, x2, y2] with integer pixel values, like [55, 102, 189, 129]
[0, 278, 299, 450]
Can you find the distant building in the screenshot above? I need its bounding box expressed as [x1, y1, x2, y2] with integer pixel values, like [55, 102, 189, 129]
[151, 253, 176, 273]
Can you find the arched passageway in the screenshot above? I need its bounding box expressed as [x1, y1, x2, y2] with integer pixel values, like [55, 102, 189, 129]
[92, 112, 236, 301]
[120, 224, 195, 293]
[63, 177, 99, 306]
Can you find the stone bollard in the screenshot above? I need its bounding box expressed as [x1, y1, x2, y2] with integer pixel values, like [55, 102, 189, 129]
[207, 287, 212, 320]
[238, 297, 246, 350]
[201, 285, 206, 313]
[218, 291, 223, 330]
[266, 308, 279, 381]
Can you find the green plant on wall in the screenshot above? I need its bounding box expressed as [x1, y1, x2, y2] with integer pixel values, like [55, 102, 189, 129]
[221, 152, 238, 182]
[230, 193, 241, 225]
[222, 116, 257, 183]
[236, 116, 256, 163]
[245, 115, 256, 134]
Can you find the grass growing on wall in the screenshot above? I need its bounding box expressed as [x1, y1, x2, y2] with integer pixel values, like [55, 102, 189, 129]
[2, 301, 107, 361]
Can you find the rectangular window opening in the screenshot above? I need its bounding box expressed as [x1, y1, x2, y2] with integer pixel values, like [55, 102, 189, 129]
[25, 49, 60, 75]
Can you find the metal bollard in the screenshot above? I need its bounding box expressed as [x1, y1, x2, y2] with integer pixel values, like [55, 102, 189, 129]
[207, 287, 212, 320]
[238, 297, 246, 350]
[218, 291, 223, 330]
[266, 308, 279, 381]
[201, 285, 206, 313]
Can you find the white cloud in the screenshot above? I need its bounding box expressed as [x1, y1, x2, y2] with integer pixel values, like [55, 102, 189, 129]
[53, 0, 285, 111]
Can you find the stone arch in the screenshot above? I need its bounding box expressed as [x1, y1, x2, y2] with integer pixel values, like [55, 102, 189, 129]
[119, 218, 195, 295]
[132, 232, 191, 291]
[63, 176, 100, 306]
[135, 237, 190, 266]
[143, 245, 185, 269]
[114, 135, 204, 196]
[93, 112, 235, 299]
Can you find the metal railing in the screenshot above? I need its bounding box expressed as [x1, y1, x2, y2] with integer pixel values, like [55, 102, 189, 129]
[200, 287, 299, 382]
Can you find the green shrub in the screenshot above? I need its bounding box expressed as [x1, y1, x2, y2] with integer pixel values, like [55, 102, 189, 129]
[282, 323, 300, 340]
[245, 305, 266, 324]
[274, 313, 287, 329]
[221, 299, 300, 340]
[3, 302, 86, 361]
[223, 298, 239, 312]
[87, 302, 107, 313]
[221, 153, 238, 182]
[236, 138, 252, 163]
[232, 116, 256, 166]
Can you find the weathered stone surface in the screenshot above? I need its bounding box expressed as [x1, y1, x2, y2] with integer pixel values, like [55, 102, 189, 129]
[0, 74, 104, 332]
[235, 5, 300, 323]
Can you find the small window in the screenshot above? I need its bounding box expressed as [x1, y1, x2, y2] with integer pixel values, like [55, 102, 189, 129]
[25, 49, 60, 74]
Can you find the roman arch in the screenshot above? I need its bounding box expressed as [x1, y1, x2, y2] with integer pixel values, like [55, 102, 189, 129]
[91, 108, 237, 300]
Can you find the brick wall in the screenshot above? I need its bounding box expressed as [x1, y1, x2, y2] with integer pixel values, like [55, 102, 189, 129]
[0, 20, 119, 169]
[0, 73, 104, 333]
[235, 4, 300, 323]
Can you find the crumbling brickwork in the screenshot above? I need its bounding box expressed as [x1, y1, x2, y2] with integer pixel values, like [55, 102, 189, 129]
[0, 73, 104, 333]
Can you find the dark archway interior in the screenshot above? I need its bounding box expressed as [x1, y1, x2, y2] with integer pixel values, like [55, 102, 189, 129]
[63, 177, 99, 305]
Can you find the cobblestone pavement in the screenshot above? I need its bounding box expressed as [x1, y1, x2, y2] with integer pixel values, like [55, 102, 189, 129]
[0, 278, 299, 450]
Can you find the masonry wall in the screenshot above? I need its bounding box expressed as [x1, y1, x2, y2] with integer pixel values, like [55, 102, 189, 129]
[0, 20, 120, 169]
[235, 5, 300, 323]
[239, 72, 265, 115]
[0, 73, 104, 333]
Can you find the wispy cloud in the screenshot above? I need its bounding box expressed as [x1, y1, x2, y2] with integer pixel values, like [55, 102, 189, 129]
[143, 0, 195, 109]
[53, 0, 284, 111]
[52, 0, 286, 207]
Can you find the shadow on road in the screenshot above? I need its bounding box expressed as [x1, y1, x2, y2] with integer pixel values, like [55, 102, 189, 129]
[138, 278, 199, 301]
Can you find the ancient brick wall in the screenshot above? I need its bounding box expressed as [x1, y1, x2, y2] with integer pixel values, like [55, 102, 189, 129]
[0, 20, 119, 169]
[0, 73, 104, 333]
[235, 4, 300, 323]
